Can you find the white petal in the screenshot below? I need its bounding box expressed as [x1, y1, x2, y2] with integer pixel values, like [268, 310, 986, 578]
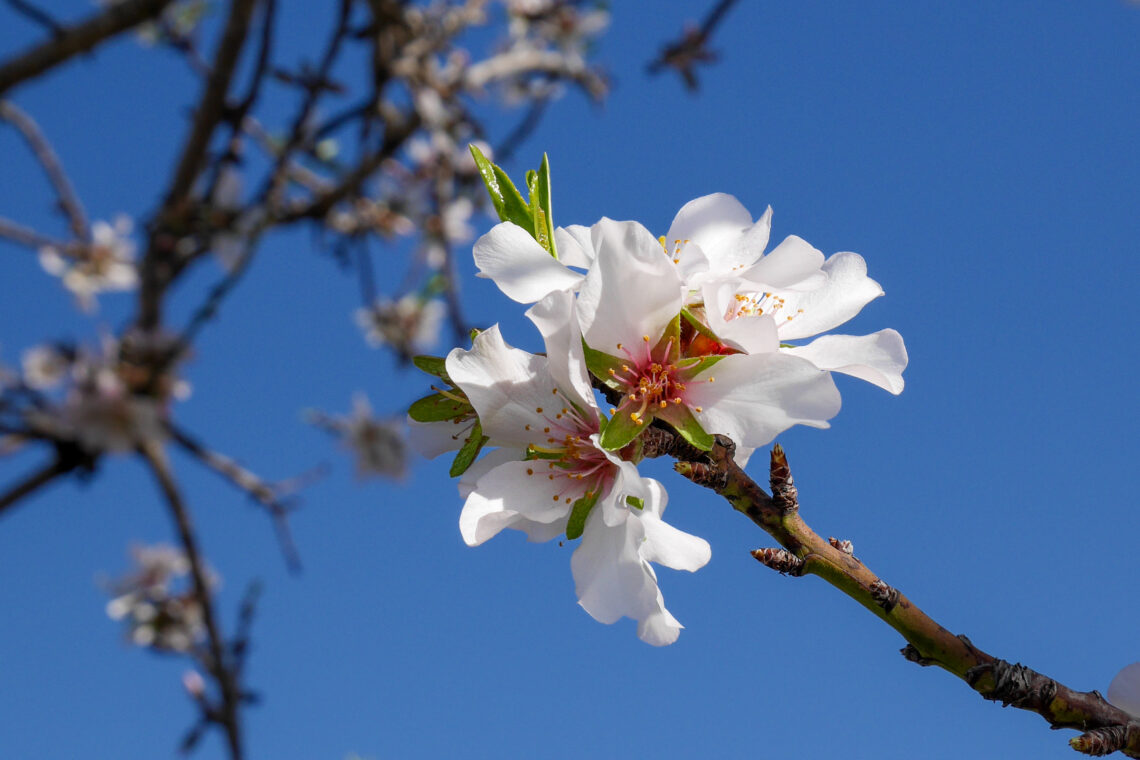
[578, 218, 683, 353]
[458, 447, 523, 499]
[686, 352, 842, 448]
[742, 234, 826, 289]
[636, 480, 711, 572]
[700, 280, 781, 355]
[473, 222, 583, 303]
[445, 326, 556, 447]
[636, 604, 683, 647]
[554, 225, 595, 269]
[525, 290, 597, 417]
[459, 459, 577, 546]
[666, 193, 766, 274]
[1108, 663, 1140, 719]
[406, 418, 467, 459]
[776, 252, 885, 340]
[783, 329, 908, 394]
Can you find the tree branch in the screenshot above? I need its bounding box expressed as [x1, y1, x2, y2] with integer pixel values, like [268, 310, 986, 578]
[141, 442, 244, 760]
[671, 436, 1140, 758]
[0, 455, 70, 519]
[0, 0, 175, 95]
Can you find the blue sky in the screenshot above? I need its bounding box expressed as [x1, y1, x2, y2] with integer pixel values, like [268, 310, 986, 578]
[1, 1, 1138, 758]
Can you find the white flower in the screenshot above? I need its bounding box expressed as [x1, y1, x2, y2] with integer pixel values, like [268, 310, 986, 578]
[1109, 663, 1140, 719]
[472, 221, 594, 303]
[39, 215, 138, 311]
[577, 217, 841, 453]
[342, 394, 407, 480]
[446, 303, 709, 645]
[21, 345, 69, 390]
[355, 295, 446, 355]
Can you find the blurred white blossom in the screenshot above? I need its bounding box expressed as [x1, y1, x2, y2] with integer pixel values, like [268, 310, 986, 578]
[39, 215, 138, 312]
[355, 295, 446, 356]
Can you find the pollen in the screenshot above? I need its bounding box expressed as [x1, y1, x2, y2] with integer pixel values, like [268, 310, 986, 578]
[526, 468, 534, 475]
[642, 335, 650, 342]
[535, 407, 543, 413]
[695, 406, 703, 412]
[543, 426, 551, 433]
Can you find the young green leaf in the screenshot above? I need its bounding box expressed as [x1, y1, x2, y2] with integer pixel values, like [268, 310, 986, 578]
[412, 355, 451, 383]
[582, 340, 629, 391]
[529, 153, 557, 258]
[565, 490, 599, 540]
[599, 406, 644, 451]
[449, 420, 488, 477]
[657, 403, 715, 451]
[468, 144, 531, 229]
[408, 393, 470, 422]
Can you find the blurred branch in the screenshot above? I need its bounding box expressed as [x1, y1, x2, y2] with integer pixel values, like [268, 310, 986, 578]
[5, 0, 63, 36]
[142, 441, 245, 760]
[670, 437, 1140, 758]
[168, 423, 303, 572]
[0, 215, 70, 251]
[0, 100, 88, 239]
[0, 0, 176, 95]
[0, 455, 71, 519]
[647, 0, 739, 92]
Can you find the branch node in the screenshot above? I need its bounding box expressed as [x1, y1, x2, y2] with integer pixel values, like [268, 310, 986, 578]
[769, 443, 799, 514]
[868, 579, 900, 612]
[828, 536, 855, 556]
[674, 460, 727, 490]
[751, 547, 804, 576]
[1071, 725, 1128, 756]
[900, 644, 938, 667]
[965, 659, 1057, 709]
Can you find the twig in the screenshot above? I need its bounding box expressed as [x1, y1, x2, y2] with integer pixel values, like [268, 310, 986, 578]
[0, 0, 175, 95]
[167, 423, 302, 572]
[647, 0, 740, 92]
[5, 0, 63, 36]
[0, 100, 88, 239]
[141, 441, 244, 760]
[671, 436, 1140, 758]
[0, 455, 70, 519]
[0, 215, 70, 251]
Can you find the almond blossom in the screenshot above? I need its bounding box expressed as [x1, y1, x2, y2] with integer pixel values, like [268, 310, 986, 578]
[446, 299, 710, 645]
[1109, 663, 1140, 719]
[39, 215, 138, 312]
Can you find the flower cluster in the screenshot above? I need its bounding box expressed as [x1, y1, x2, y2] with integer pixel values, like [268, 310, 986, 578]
[104, 544, 217, 653]
[409, 151, 907, 645]
[38, 215, 138, 312]
[5, 330, 189, 457]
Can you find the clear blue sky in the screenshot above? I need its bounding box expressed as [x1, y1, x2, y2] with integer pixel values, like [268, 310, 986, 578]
[1, 2, 1138, 758]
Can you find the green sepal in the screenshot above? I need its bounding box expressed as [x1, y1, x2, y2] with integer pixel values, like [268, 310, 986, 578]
[676, 353, 727, 380]
[528, 154, 557, 259]
[599, 405, 646, 451]
[469, 144, 532, 230]
[565, 490, 599, 540]
[680, 307, 723, 342]
[657, 403, 715, 451]
[408, 393, 470, 422]
[449, 419, 488, 477]
[626, 496, 644, 510]
[582, 340, 628, 391]
[412, 355, 451, 383]
[652, 313, 682, 362]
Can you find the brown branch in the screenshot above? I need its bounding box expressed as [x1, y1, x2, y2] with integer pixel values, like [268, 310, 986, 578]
[0, 215, 70, 251]
[669, 436, 1140, 758]
[141, 442, 244, 760]
[0, 455, 70, 519]
[0, 100, 88, 239]
[168, 423, 302, 572]
[0, 0, 175, 95]
[139, 0, 259, 332]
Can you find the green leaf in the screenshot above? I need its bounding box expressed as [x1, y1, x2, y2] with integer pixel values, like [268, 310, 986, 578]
[657, 404, 715, 451]
[582, 340, 629, 390]
[599, 405, 646, 451]
[412, 355, 450, 383]
[449, 420, 488, 477]
[408, 393, 470, 422]
[626, 496, 644, 510]
[528, 153, 557, 258]
[565, 490, 599, 540]
[468, 144, 531, 229]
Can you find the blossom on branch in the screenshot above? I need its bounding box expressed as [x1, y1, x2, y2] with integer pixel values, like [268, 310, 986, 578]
[38, 215, 138, 312]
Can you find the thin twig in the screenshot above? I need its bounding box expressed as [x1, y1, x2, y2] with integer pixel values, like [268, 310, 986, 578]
[0, 0, 175, 95]
[141, 441, 244, 760]
[5, 0, 63, 36]
[167, 423, 302, 572]
[0, 215, 70, 251]
[0, 100, 88, 239]
[671, 436, 1140, 758]
[0, 455, 70, 519]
